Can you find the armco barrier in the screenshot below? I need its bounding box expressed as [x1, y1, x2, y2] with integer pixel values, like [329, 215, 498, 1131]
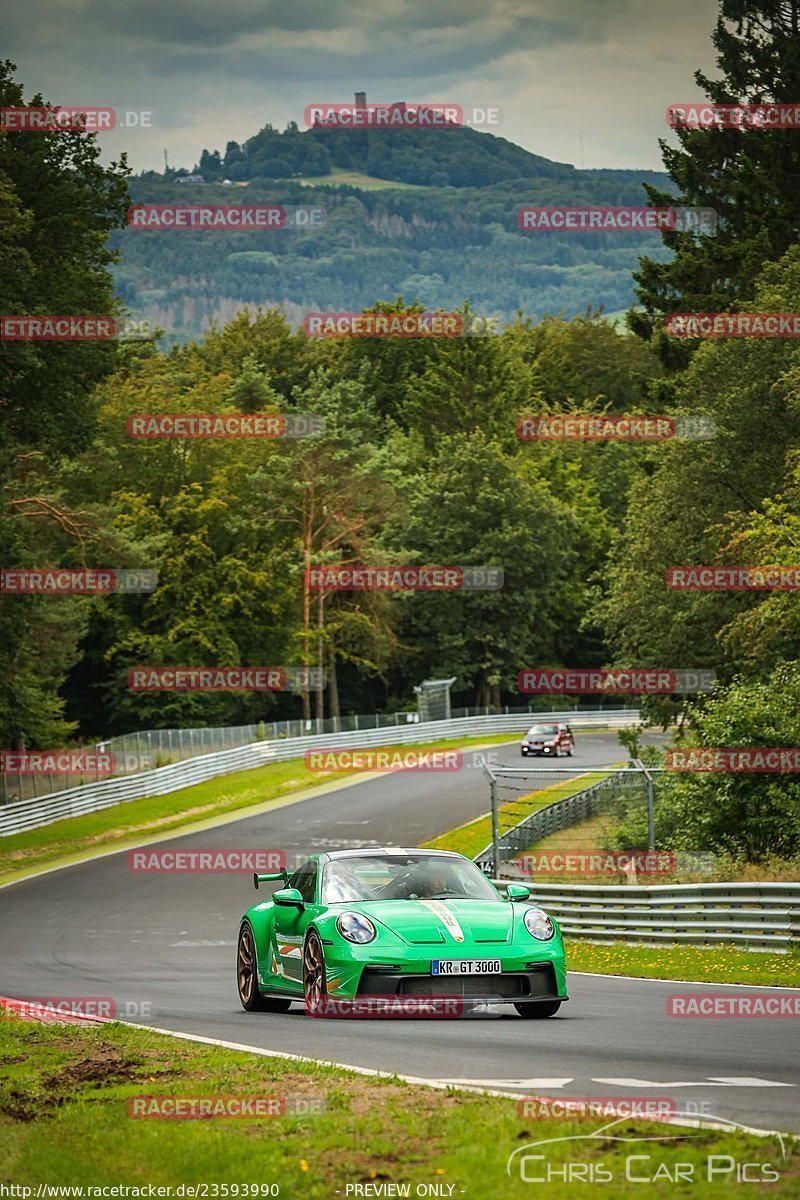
[0, 742, 277, 837]
[0, 710, 637, 837]
[493, 880, 800, 952]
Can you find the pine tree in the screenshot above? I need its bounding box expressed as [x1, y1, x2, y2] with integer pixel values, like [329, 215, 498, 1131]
[633, 1, 800, 351]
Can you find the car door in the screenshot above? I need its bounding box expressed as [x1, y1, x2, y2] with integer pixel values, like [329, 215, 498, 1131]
[272, 860, 319, 985]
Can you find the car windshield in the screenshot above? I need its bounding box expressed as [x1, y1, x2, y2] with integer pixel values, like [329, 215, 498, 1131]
[528, 725, 558, 737]
[321, 854, 501, 904]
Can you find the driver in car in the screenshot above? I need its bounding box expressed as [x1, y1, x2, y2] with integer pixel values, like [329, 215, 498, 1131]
[403, 866, 454, 898]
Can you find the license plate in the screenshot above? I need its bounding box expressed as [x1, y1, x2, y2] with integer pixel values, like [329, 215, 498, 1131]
[431, 959, 502, 976]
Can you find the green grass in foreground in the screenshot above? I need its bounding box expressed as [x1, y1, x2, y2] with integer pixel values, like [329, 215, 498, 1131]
[566, 940, 800, 988]
[0, 734, 514, 886]
[0, 1019, 796, 1195]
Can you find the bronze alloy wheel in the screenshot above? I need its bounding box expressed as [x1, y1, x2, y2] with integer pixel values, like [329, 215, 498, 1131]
[303, 930, 327, 1014]
[237, 923, 291, 1012]
[237, 923, 257, 1008]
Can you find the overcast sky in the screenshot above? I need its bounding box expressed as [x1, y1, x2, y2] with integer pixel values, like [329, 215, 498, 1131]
[5, 0, 721, 173]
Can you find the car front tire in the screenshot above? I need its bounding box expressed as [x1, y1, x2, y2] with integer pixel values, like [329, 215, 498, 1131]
[237, 923, 292, 1012]
[514, 1001, 562, 1018]
[303, 930, 329, 1015]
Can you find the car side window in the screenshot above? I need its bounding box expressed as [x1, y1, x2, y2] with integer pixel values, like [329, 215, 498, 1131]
[294, 863, 318, 904]
[289, 860, 309, 889]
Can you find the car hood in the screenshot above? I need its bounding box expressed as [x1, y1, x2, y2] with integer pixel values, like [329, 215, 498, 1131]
[525, 732, 556, 741]
[347, 899, 516, 945]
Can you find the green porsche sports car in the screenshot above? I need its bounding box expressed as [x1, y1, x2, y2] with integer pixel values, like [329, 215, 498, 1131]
[236, 848, 568, 1017]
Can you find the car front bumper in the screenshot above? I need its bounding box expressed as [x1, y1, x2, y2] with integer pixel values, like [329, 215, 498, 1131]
[321, 942, 568, 1003]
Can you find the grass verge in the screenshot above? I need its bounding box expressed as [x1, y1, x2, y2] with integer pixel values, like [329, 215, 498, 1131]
[0, 1018, 796, 1194]
[422, 769, 614, 860]
[566, 940, 800, 988]
[0, 734, 514, 888]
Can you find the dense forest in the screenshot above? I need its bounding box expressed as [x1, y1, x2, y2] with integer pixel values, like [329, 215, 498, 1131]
[4, 0, 800, 863]
[119, 131, 674, 344]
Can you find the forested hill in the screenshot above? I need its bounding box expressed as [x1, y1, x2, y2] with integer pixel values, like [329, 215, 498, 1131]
[183, 120, 669, 190]
[119, 122, 674, 345]
[197, 121, 576, 188]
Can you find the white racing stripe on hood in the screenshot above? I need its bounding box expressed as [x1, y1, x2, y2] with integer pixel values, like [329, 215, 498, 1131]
[420, 899, 465, 942]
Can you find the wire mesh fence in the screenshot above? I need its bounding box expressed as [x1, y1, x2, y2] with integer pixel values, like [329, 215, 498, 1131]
[1, 699, 640, 805]
[476, 761, 712, 885]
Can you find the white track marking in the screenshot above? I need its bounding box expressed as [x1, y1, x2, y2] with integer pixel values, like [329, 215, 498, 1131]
[569, 971, 800, 992]
[171, 939, 235, 947]
[708, 1077, 795, 1087]
[593, 1076, 793, 1088]
[433, 1078, 573, 1089]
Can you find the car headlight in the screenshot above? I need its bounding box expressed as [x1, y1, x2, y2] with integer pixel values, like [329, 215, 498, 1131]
[336, 912, 376, 944]
[524, 907, 555, 940]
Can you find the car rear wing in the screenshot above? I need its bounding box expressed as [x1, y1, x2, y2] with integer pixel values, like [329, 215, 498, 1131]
[253, 870, 290, 890]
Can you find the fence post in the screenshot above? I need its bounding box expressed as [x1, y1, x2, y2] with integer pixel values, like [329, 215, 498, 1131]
[490, 777, 500, 880]
[634, 759, 656, 851]
[646, 776, 655, 851]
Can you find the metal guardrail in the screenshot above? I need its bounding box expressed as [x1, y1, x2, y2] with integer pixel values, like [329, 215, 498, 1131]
[0, 710, 638, 837]
[492, 880, 800, 952]
[480, 777, 800, 951]
[0, 742, 276, 837]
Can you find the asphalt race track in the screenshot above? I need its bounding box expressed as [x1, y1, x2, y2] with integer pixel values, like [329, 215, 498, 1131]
[1, 731, 798, 1133]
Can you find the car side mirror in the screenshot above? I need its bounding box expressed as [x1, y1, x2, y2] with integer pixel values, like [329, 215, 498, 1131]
[273, 887, 305, 909]
[506, 883, 531, 901]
